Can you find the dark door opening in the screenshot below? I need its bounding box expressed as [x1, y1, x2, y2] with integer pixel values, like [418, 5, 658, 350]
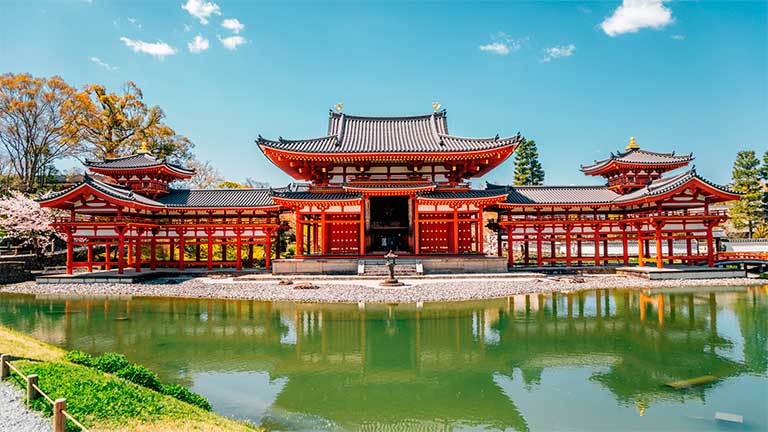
[369, 196, 410, 253]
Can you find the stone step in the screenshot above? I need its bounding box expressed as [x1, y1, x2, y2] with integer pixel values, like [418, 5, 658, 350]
[358, 260, 423, 276]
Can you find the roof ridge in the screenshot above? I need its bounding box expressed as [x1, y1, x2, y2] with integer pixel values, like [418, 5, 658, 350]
[329, 111, 445, 121]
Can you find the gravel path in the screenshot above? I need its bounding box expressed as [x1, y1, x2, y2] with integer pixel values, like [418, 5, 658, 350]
[0, 381, 52, 432]
[2, 275, 765, 303]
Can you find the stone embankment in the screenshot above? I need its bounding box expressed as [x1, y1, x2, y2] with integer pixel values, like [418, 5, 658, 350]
[2, 275, 765, 303]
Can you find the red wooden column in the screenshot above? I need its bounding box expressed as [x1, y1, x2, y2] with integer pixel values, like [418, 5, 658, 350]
[507, 226, 513, 266]
[592, 224, 601, 267]
[477, 206, 485, 255]
[653, 221, 664, 269]
[320, 207, 327, 255]
[296, 207, 304, 257]
[535, 225, 543, 267]
[621, 224, 629, 265]
[235, 228, 243, 271]
[413, 198, 420, 255]
[117, 226, 126, 274]
[265, 228, 272, 270]
[86, 241, 93, 273]
[65, 227, 74, 275]
[564, 224, 572, 267]
[706, 221, 715, 267]
[134, 229, 143, 273]
[667, 238, 674, 265]
[206, 228, 214, 270]
[150, 230, 157, 271]
[104, 241, 111, 270]
[636, 224, 645, 267]
[452, 205, 459, 254]
[359, 199, 366, 255]
[176, 228, 186, 270]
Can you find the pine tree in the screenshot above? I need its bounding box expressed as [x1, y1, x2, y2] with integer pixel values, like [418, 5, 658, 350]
[513, 139, 545, 186]
[730, 150, 763, 238]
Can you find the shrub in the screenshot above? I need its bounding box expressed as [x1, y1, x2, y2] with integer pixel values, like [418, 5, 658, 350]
[63, 350, 94, 367]
[163, 383, 212, 411]
[93, 352, 130, 373]
[115, 364, 162, 392]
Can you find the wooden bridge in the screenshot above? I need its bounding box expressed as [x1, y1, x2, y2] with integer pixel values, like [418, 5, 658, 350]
[715, 251, 768, 270]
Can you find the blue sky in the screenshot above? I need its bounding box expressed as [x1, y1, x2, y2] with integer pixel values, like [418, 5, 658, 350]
[1, 0, 765, 187]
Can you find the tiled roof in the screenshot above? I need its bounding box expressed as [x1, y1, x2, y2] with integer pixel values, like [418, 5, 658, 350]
[273, 191, 362, 201]
[581, 148, 693, 173]
[497, 170, 737, 206]
[85, 153, 195, 175]
[615, 169, 737, 202]
[258, 110, 522, 154]
[418, 189, 510, 200]
[157, 189, 276, 208]
[505, 186, 620, 205]
[37, 175, 164, 207]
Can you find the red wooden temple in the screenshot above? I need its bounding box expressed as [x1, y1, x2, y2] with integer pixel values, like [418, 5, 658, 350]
[38, 109, 739, 275]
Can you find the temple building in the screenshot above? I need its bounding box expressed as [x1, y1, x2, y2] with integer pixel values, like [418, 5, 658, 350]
[38, 108, 739, 275]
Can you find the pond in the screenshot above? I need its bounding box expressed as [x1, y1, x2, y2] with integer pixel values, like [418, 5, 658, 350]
[0, 287, 766, 431]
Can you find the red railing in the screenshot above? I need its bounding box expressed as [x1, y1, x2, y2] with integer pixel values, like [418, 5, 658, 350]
[716, 252, 768, 262]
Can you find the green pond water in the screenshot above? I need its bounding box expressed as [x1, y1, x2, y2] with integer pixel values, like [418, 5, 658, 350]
[0, 287, 766, 431]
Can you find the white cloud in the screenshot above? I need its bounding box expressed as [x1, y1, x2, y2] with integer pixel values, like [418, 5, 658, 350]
[187, 35, 209, 53]
[479, 42, 510, 55]
[671, 34, 685, 40]
[89, 56, 117, 71]
[126, 17, 142, 29]
[181, 0, 221, 25]
[601, 0, 674, 37]
[119, 37, 178, 59]
[541, 44, 576, 62]
[218, 35, 246, 50]
[478, 32, 527, 56]
[183, 24, 192, 32]
[221, 18, 244, 34]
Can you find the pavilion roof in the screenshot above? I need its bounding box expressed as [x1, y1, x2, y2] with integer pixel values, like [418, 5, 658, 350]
[581, 148, 693, 174]
[418, 189, 511, 200]
[257, 110, 522, 154]
[37, 174, 165, 208]
[496, 169, 738, 207]
[85, 153, 195, 177]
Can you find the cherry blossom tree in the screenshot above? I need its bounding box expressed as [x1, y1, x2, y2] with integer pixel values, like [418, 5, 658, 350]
[0, 191, 62, 253]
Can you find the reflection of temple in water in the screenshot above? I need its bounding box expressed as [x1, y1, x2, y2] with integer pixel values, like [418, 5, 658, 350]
[1, 288, 765, 431]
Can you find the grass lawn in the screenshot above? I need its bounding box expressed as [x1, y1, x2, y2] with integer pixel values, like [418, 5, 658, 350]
[0, 326, 259, 432]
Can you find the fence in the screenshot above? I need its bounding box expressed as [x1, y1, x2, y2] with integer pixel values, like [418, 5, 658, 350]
[0, 353, 88, 432]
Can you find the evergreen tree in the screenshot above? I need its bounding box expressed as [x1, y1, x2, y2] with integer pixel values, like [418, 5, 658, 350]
[761, 150, 768, 228]
[730, 150, 763, 237]
[513, 139, 545, 186]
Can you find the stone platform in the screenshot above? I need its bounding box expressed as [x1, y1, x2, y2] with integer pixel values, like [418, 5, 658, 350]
[272, 256, 508, 275]
[615, 265, 745, 280]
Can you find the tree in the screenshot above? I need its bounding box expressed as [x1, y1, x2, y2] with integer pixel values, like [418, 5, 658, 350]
[513, 139, 544, 186]
[761, 150, 768, 226]
[179, 158, 222, 189]
[0, 73, 82, 192]
[71, 81, 192, 162]
[0, 191, 62, 253]
[730, 150, 763, 238]
[216, 181, 243, 189]
[244, 177, 270, 189]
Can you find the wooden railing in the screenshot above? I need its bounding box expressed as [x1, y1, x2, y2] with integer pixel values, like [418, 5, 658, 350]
[716, 251, 768, 262]
[0, 353, 88, 432]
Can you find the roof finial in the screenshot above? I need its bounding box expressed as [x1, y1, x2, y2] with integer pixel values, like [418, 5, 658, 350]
[626, 136, 639, 150]
[136, 141, 150, 154]
[432, 101, 442, 111]
[334, 102, 343, 112]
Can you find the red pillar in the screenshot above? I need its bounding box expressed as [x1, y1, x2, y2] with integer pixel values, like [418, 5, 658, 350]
[150, 232, 157, 271]
[507, 226, 513, 267]
[235, 230, 242, 271]
[320, 209, 327, 255]
[105, 241, 111, 271]
[706, 222, 715, 267]
[65, 228, 74, 275]
[536, 227, 543, 267]
[359, 199, 366, 255]
[117, 227, 125, 274]
[207, 229, 213, 271]
[621, 225, 629, 266]
[593, 230, 601, 267]
[452, 207, 459, 254]
[265, 229, 272, 270]
[565, 225, 572, 267]
[296, 209, 304, 257]
[524, 235, 530, 265]
[177, 229, 185, 271]
[654, 222, 664, 269]
[637, 230, 645, 267]
[477, 208, 484, 255]
[87, 242, 93, 272]
[134, 230, 142, 272]
[667, 238, 674, 265]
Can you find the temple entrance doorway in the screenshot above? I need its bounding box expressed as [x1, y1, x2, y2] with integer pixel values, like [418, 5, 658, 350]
[368, 196, 411, 253]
